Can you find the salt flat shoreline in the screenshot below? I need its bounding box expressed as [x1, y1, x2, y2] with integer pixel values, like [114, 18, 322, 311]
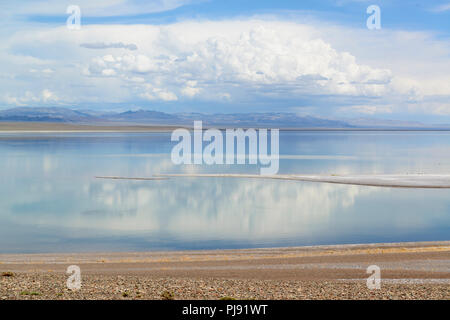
[111, 173, 450, 188]
[1, 241, 449, 299]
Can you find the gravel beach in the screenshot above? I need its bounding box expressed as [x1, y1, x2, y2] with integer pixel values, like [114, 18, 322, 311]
[1, 241, 449, 300]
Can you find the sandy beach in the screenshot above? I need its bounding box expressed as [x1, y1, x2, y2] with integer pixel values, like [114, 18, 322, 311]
[1, 241, 449, 300]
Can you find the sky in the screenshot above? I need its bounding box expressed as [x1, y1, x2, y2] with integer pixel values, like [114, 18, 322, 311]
[0, 0, 449, 123]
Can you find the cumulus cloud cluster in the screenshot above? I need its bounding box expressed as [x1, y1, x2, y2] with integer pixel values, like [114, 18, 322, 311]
[82, 22, 393, 105]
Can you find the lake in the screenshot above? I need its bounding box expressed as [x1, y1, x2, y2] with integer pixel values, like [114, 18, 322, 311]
[1, 131, 450, 253]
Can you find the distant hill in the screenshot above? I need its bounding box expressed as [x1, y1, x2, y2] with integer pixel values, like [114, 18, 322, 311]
[0, 107, 448, 129]
[0, 107, 97, 123]
[105, 110, 351, 128]
[0, 107, 350, 127]
[107, 110, 180, 123]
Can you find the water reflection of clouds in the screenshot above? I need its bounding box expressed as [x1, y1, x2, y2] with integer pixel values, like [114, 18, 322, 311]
[81, 209, 137, 218]
[9, 176, 376, 240]
[1, 132, 450, 252]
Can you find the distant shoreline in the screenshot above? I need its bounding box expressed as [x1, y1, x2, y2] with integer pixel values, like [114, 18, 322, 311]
[1, 240, 448, 260]
[1, 122, 450, 132]
[0, 122, 182, 132]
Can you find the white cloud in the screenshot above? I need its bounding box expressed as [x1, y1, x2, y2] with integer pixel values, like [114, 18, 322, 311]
[181, 81, 201, 97]
[140, 87, 178, 101]
[405, 101, 450, 116]
[41, 89, 58, 102]
[101, 68, 116, 76]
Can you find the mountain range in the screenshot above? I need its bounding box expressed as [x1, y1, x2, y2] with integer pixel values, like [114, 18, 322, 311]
[0, 107, 447, 129]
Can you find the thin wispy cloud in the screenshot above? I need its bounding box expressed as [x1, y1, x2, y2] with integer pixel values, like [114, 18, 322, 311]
[0, 0, 199, 17]
[431, 3, 450, 12]
[80, 42, 138, 51]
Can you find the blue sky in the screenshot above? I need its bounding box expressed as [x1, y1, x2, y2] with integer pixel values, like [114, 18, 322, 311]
[1, 0, 450, 122]
[23, 0, 450, 31]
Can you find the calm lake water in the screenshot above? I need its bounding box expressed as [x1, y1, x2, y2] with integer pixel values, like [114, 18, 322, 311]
[1, 131, 450, 253]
